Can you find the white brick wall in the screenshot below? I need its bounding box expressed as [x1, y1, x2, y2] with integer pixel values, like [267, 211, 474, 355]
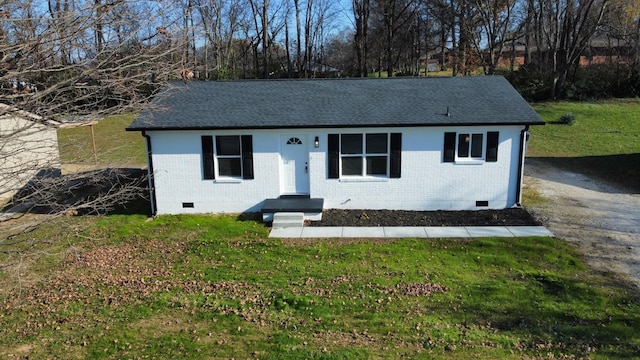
[147, 125, 526, 214]
[149, 130, 281, 214]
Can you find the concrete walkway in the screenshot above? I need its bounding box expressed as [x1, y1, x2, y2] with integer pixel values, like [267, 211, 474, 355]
[269, 226, 554, 238]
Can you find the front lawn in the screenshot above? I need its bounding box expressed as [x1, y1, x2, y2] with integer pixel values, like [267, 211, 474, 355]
[1, 214, 638, 359]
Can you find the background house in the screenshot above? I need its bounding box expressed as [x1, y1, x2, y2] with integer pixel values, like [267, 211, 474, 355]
[498, 36, 636, 68]
[127, 76, 544, 218]
[0, 104, 60, 203]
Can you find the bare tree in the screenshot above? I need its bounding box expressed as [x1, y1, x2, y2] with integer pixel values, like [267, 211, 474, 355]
[247, 0, 271, 78]
[303, 0, 315, 76]
[426, 0, 456, 71]
[473, 0, 518, 75]
[600, 0, 640, 66]
[194, 0, 247, 79]
[1, 0, 186, 118]
[373, 0, 418, 77]
[353, 0, 371, 76]
[324, 30, 357, 73]
[294, 0, 304, 74]
[523, 0, 610, 98]
[281, 0, 337, 78]
[0, 0, 187, 241]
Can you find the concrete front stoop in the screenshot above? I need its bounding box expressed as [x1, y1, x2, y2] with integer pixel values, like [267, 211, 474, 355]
[272, 212, 305, 229]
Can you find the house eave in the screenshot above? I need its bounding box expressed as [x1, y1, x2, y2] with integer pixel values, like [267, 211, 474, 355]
[126, 121, 544, 132]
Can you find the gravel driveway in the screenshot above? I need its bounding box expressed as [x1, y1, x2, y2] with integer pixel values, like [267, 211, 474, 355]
[524, 158, 640, 288]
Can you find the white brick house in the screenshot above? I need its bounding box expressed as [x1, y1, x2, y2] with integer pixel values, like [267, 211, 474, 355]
[127, 77, 544, 217]
[0, 104, 60, 203]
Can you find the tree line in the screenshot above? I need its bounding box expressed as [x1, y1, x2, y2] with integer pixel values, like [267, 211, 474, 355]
[1, 0, 639, 116]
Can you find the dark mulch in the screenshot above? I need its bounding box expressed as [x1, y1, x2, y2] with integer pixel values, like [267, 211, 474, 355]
[5, 168, 149, 216]
[309, 208, 540, 227]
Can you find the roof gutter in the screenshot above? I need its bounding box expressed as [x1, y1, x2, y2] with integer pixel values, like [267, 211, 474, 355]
[142, 131, 157, 217]
[126, 121, 545, 132]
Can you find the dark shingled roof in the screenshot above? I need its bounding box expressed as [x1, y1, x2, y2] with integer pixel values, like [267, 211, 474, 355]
[127, 76, 544, 131]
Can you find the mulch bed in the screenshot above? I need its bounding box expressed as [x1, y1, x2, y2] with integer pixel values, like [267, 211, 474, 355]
[308, 208, 540, 227]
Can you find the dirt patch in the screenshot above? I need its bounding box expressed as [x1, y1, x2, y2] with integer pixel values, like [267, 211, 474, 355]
[310, 208, 540, 227]
[524, 158, 640, 289]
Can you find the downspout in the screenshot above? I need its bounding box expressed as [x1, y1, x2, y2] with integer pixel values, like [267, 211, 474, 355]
[515, 125, 530, 207]
[142, 131, 157, 216]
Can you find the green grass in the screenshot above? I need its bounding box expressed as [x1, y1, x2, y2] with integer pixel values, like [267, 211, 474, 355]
[57, 114, 146, 167]
[528, 99, 640, 191]
[1, 215, 638, 359]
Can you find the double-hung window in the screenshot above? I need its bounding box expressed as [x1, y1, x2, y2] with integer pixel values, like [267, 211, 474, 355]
[202, 135, 254, 180]
[341, 133, 388, 176]
[328, 133, 402, 178]
[443, 131, 499, 163]
[457, 133, 484, 159]
[216, 136, 242, 177]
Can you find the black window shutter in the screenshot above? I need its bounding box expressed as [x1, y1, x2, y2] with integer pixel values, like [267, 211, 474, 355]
[202, 135, 215, 179]
[328, 134, 339, 178]
[486, 131, 499, 162]
[390, 133, 402, 178]
[443, 132, 456, 162]
[241, 135, 254, 179]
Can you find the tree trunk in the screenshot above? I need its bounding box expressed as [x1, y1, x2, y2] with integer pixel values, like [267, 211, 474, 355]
[451, 10, 458, 76]
[385, 0, 395, 77]
[353, 0, 370, 77]
[304, 0, 314, 78]
[440, 24, 447, 71]
[295, 0, 302, 76]
[285, 16, 292, 77]
[262, 1, 269, 79]
[94, 0, 104, 54]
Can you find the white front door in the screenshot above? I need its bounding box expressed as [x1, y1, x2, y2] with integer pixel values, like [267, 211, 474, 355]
[281, 135, 310, 194]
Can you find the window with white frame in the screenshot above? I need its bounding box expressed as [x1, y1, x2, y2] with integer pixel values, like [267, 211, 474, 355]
[216, 136, 242, 177]
[443, 131, 499, 163]
[457, 133, 484, 159]
[341, 133, 388, 176]
[201, 135, 254, 180]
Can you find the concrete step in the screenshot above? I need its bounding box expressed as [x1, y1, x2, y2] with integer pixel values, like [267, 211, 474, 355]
[272, 212, 304, 228]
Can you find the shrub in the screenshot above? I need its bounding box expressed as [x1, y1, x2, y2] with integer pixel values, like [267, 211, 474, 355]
[508, 68, 551, 102]
[510, 64, 640, 101]
[558, 113, 576, 125]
